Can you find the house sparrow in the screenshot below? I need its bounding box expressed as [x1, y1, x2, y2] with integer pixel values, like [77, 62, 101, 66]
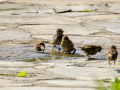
[61, 35, 76, 54]
[34, 40, 45, 53]
[51, 28, 64, 50]
[107, 45, 118, 66]
[78, 45, 102, 59]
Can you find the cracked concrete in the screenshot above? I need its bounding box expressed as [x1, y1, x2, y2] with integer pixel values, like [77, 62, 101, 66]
[0, 0, 120, 90]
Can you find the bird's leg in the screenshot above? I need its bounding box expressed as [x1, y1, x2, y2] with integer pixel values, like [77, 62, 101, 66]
[58, 45, 61, 51]
[114, 61, 116, 66]
[87, 55, 95, 60]
[52, 45, 55, 50]
[72, 48, 76, 54]
[43, 50, 44, 53]
[108, 60, 112, 66]
[36, 51, 38, 53]
[68, 52, 71, 54]
[87, 55, 91, 59]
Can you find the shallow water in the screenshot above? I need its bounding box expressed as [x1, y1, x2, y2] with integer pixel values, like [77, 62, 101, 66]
[0, 44, 109, 62]
[18, 57, 62, 62]
[0, 44, 85, 61]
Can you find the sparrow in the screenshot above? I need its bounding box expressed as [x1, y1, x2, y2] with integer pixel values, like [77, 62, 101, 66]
[61, 35, 76, 54]
[78, 45, 102, 59]
[107, 45, 118, 66]
[51, 28, 64, 50]
[34, 40, 45, 53]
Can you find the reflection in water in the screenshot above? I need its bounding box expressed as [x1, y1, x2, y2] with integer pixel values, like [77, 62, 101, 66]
[18, 45, 85, 62]
[18, 57, 63, 62]
[51, 49, 84, 57]
[19, 49, 84, 62]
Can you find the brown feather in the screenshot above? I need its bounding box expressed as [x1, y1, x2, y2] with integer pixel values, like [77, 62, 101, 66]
[61, 35, 75, 53]
[107, 46, 118, 61]
[78, 45, 102, 56]
[34, 41, 45, 52]
[107, 45, 118, 66]
[51, 28, 64, 46]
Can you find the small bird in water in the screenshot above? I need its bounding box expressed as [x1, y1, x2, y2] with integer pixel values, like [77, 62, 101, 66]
[61, 35, 76, 54]
[34, 40, 45, 53]
[51, 28, 64, 50]
[78, 45, 102, 59]
[107, 45, 118, 66]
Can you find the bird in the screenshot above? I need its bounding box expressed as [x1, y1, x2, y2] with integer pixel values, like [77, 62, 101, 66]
[78, 45, 102, 59]
[107, 45, 118, 66]
[34, 40, 45, 53]
[61, 35, 76, 54]
[51, 28, 64, 50]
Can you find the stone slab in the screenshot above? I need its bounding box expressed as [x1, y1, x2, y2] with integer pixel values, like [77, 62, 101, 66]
[0, 0, 7, 2]
[0, 44, 54, 61]
[37, 80, 110, 88]
[89, 21, 120, 34]
[0, 79, 34, 86]
[0, 29, 32, 42]
[71, 5, 98, 11]
[69, 36, 116, 45]
[110, 17, 120, 23]
[0, 26, 7, 29]
[0, 61, 35, 67]
[59, 12, 105, 17]
[109, 3, 120, 13]
[77, 14, 120, 21]
[53, 5, 98, 13]
[47, 66, 120, 80]
[38, 9, 55, 14]
[0, 1, 24, 11]
[86, 60, 120, 68]
[8, 0, 120, 6]
[0, 87, 95, 90]
[18, 25, 101, 36]
[0, 16, 78, 24]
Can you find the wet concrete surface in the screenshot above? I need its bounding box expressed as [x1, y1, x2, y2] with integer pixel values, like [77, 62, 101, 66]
[0, 0, 120, 90]
[0, 44, 85, 61]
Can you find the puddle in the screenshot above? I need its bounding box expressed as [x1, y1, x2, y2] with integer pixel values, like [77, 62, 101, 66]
[18, 49, 85, 62]
[0, 44, 108, 62]
[51, 50, 84, 57]
[18, 57, 63, 62]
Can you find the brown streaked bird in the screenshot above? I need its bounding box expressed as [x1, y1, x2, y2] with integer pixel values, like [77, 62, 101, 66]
[51, 28, 64, 50]
[107, 45, 118, 66]
[61, 35, 76, 54]
[34, 41, 45, 53]
[78, 45, 102, 59]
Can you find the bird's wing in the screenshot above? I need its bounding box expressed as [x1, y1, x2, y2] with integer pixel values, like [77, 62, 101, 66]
[81, 45, 94, 50]
[78, 45, 94, 49]
[69, 40, 74, 47]
[107, 49, 117, 58]
[107, 50, 113, 58]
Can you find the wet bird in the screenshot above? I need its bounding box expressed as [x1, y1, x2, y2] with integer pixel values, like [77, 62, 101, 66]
[51, 28, 64, 50]
[34, 40, 45, 53]
[107, 45, 118, 66]
[78, 45, 102, 59]
[61, 35, 76, 54]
